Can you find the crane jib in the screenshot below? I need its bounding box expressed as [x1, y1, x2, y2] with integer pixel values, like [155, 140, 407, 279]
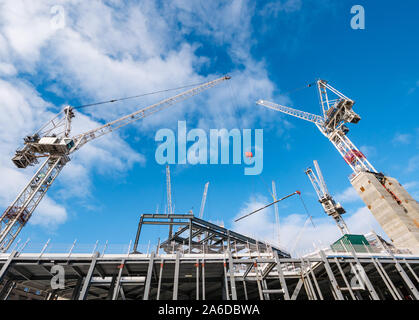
[1, 75, 230, 252]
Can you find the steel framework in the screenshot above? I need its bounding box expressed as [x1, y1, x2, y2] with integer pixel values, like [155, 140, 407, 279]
[1, 214, 418, 300]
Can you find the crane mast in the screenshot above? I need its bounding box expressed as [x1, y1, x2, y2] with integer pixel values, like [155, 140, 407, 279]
[257, 79, 419, 253]
[271, 181, 280, 246]
[257, 80, 376, 174]
[199, 182, 209, 219]
[0, 75, 230, 252]
[305, 160, 349, 235]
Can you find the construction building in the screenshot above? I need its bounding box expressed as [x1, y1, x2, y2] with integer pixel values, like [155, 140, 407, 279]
[0, 76, 418, 300]
[258, 80, 419, 254]
[0, 213, 418, 300]
[351, 172, 419, 252]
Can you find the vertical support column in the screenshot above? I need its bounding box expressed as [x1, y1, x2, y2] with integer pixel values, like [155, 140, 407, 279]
[393, 260, 419, 299]
[228, 251, 237, 300]
[300, 259, 316, 300]
[189, 221, 193, 254]
[253, 260, 264, 300]
[404, 259, 419, 283]
[290, 278, 304, 300]
[156, 259, 164, 300]
[273, 251, 290, 300]
[46, 290, 57, 300]
[173, 251, 180, 300]
[0, 251, 17, 282]
[242, 280, 248, 300]
[222, 258, 230, 300]
[319, 250, 344, 300]
[343, 243, 379, 300]
[195, 259, 199, 300]
[262, 280, 270, 300]
[106, 275, 117, 300]
[333, 257, 356, 300]
[78, 252, 99, 300]
[0, 279, 12, 300]
[202, 259, 206, 300]
[112, 259, 125, 300]
[305, 258, 323, 300]
[2, 281, 16, 300]
[143, 252, 155, 300]
[372, 259, 401, 300]
[133, 216, 144, 253]
[71, 277, 84, 300]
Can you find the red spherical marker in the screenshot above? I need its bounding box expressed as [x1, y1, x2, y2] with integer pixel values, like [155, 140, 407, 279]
[245, 151, 253, 158]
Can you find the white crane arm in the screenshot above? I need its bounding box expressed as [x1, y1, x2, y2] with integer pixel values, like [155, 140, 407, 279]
[305, 168, 325, 199]
[256, 100, 324, 125]
[199, 182, 209, 219]
[71, 75, 230, 152]
[313, 160, 329, 195]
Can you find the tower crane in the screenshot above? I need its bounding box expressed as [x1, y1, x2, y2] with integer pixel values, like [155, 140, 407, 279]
[0, 75, 230, 252]
[258, 80, 374, 174]
[199, 182, 209, 219]
[305, 160, 349, 235]
[271, 181, 280, 246]
[166, 164, 174, 238]
[257, 79, 419, 252]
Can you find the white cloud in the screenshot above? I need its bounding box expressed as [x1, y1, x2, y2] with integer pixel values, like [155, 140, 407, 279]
[335, 186, 361, 203]
[392, 133, 411, 145]
[231, 194, 387, 256]
[259, 0, 302, 17]
[407, 155, 419, 172]
[403, 181, 418, 190]
[359, 145, 376, 158]
[0, 1, 288, 235]
[0, 62, 16, 76]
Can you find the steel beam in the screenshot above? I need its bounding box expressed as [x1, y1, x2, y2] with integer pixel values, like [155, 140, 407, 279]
[195, 259, 199, 300]
[273, 251, 290, 300]
[333, 257, 355, 300]
[343, 243, 379, 300]
[0, 251, 17, 282]
[222, 259, 230, 300]
[404, 259, 419, 283]
[106, 275, 117, 300]
[291, 278, 304, 300]
[228, 251, 237, 300]
[71, 277, 83, 300]
[112, 259, 125, 300]
[393, 260, 419, 299]
[305, 258, 323, 300]
[173, 252, 180, 300]
[319, 250, 344, 300]
[156, 260, 164, 300]
[78, 252, 99, 300]
[373, 259, 401, 300]
[202, 259, 206, 300]
[143, 252, 155, 300]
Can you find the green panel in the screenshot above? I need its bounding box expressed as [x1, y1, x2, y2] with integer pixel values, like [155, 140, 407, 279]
[330, 234, 370, 253]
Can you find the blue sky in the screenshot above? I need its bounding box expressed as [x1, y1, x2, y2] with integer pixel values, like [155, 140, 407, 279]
[0, 0, 418, 255]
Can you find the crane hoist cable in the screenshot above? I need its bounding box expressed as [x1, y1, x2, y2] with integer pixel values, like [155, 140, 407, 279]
[297, 193, 316, 229]
[279, 81, 316, 96]
[73, 78, 223, 110]
[234, 191, 301, 222]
